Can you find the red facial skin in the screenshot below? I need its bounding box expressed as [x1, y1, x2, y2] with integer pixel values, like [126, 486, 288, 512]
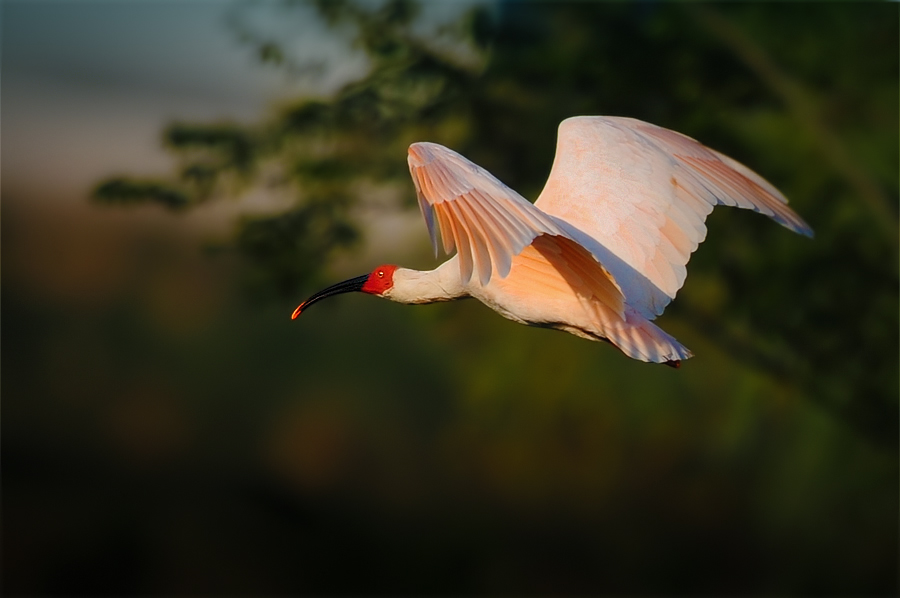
[362, 264, 398, 295]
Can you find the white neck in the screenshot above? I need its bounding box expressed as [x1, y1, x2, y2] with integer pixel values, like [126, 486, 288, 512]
[383, 259, 468, 304]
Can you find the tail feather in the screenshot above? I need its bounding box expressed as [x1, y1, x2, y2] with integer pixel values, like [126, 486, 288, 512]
[602, 307, 692, 364]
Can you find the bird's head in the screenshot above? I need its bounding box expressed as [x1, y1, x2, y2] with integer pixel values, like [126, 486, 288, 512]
[291, 264, 398, 319]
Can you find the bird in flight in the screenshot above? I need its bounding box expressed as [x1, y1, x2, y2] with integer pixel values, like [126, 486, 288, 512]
[292, 116, 812, 367]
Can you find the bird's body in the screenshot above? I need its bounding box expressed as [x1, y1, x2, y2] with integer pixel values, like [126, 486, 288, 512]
[293, 116, 812, 366]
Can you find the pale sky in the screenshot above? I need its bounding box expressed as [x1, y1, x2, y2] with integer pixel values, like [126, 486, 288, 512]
[2, 0, 485, 254]
[3, 1, 365, 204]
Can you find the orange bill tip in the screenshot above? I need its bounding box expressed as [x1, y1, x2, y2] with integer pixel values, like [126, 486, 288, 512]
[291, 304, 305, 320]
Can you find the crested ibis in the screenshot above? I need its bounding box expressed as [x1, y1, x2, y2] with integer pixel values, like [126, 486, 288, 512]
[292, 116, 812, 367]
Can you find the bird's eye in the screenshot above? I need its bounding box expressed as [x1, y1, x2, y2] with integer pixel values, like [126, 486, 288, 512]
[377, 270, 384, 278]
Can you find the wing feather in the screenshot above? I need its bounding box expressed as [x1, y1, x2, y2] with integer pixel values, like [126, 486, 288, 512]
[432, 200, 456, 255]
[468, 199, 518, 277]
[476, 192, 528, 252]
[442, 202, 473, 282]
[453, 198, 496, 285]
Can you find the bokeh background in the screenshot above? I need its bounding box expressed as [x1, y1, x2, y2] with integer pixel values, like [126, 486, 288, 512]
[3, 1, 898, 594]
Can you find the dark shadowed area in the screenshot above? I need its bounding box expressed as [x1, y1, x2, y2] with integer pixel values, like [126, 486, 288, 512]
[3, 1, 898, 595]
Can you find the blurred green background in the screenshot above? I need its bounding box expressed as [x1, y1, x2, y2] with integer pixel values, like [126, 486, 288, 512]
[3, 1, 897, 594]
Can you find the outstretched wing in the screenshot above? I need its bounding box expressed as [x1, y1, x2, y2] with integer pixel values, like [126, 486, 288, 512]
[534, 116, 813, 319]
[408, 142, 560, 285]
[408, 141, 624, 316]
[407, 143, 618, 309]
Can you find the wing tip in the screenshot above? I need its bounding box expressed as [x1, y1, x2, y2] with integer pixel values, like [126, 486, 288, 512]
[408, 142, 447, 168]
[776, 209, 814, 239]
[795, 218, 815, 238]
[408, 143, 430, 168]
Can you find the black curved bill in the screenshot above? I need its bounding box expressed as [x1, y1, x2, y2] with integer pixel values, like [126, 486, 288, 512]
[291, 274, 369, 319]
